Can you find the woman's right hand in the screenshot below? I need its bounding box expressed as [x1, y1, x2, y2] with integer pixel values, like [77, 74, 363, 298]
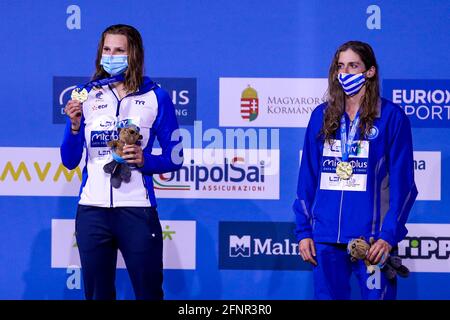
[64, 99, 82, 130]
[299, 238, 317, 266]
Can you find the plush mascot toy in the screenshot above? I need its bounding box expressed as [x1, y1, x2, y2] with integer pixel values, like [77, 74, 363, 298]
[103, 124, 143, 188]
[347, 236, 410, 279]
[347, 236, 376, 273]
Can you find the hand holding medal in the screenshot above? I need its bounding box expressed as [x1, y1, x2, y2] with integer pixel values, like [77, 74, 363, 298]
[64, 89, 86, 131]
[71, 88, 89, 103]
[70, 88, 88, 117]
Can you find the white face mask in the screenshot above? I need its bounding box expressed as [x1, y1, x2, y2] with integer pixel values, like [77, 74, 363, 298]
[337, 72, 366, 96]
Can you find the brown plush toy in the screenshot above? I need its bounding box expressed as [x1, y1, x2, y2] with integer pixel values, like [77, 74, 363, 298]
[103, 125, 143, 188]
[107, 125, 142, 158]
[347, 236, 376, 273]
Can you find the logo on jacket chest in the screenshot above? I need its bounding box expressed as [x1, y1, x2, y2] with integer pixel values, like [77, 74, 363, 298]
[366, 126, 379, 140]
[95, 91, 104, 99]
[91, 104, 109, 111]
[90, 130, 118, 148]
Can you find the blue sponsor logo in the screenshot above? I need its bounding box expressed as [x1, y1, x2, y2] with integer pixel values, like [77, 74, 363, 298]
[366, 126, 379, 140]
[153, 78, 197, 125]
[95, 91, 103, 99]
[99, 120, 115, 128]
[55, 77, 197, 125]
[90, 130, 118, 148]
[219, 221, 312, 270]
[98, 150, 111, 157]
[383, 79, 450, 127]
[322, 157, 368, 174]
[53, 76, 90, 124]
[329, 142, 363, 156]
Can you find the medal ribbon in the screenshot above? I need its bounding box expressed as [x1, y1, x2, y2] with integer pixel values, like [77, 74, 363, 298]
[76, 73, 125, 93]
[340, 111, 360, 162]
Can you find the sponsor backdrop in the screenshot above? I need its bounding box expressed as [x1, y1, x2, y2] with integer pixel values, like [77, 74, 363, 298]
[0, 1, 448, 299]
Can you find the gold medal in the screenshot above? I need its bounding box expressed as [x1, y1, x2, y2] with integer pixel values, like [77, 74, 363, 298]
[71, 88, 89, 103]
[336, 161, 353, 180]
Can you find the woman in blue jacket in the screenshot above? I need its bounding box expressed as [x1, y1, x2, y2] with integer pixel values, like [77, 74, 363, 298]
[61, 24, 183, 300]
[293, 41, 417, 299]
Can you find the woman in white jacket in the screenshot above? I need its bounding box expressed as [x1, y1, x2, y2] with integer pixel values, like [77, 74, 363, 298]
[61, 24, 183, 300]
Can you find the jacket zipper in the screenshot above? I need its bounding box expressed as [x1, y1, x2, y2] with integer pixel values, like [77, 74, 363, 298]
[107, 84, 146, 207]
[109, 85, 122, 207]
[337, 189, 344, 243]
[110, 182, 113, 208]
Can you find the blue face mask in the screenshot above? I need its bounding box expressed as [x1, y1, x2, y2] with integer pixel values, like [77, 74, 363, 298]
[337, 72, 366, 96]
[100, 55, 128, 75]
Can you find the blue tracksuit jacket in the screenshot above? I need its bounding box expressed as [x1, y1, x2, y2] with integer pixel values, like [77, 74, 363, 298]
[293, 98, 417, 247]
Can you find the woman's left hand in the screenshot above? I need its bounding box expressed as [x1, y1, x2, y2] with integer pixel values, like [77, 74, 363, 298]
[367, 239, 392, 265]
[122, 144, 144, 167]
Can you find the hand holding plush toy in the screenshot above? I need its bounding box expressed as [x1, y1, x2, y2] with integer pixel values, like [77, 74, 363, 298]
[347, 236, 410, 279]
[103, 124, 143, 188]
